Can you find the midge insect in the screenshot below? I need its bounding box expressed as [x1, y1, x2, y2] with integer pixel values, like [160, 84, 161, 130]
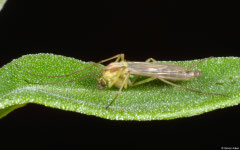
[16, 54, 229, 109]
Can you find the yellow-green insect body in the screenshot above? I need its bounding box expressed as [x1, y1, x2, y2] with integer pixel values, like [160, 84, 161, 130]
[102, 61, 129, 89]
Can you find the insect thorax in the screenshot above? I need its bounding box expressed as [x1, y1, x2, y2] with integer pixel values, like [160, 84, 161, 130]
[102, 62, 129, 88]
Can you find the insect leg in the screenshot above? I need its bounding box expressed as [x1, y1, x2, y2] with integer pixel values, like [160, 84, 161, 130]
[128, 58, 157, 84]
[114, 54, 125, 62]
[129, 75, 138, 85]
[106, 73, 130, 109]
[186, 57, 213, 69]
[145, 58, 157, 63]
[131, 77, 157, 86]
[158, 78, 230, 97]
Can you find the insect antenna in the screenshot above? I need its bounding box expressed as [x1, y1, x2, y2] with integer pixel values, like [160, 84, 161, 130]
[16, 54, 123, 78]
[25, 69, 103, 85]
[186, 56, 213, 69]
[15, 63, 104, 78]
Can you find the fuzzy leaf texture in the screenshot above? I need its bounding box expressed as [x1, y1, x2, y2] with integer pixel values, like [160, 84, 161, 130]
[0, 54, 239, 120]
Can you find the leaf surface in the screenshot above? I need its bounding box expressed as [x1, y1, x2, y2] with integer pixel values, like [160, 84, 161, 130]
[0, 54, 239, 120]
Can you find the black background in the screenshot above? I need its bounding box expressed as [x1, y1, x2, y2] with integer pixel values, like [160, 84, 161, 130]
[0, 0, 240, 148]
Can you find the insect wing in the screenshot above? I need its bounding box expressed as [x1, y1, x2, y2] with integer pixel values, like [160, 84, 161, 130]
[127, 62, 188, 80]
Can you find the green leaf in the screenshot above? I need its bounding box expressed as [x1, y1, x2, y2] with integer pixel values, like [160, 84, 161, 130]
[0, 0, 7, 11]
[0, 104, 26, 119]
[0, 53, 239, 120]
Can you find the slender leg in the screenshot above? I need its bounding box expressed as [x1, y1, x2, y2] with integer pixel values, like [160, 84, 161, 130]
[186, 57, 213, 69]
[145, 58, 157, 63]
[145, 57, 212, 70]
[97, 53, 124, 64]
[158, 78, 229, 97]
[130, 58, 157, 84]
[129, 75, 138, 85]
[106, 73, 130, 109]
[131, 77, 157, 86]
[114, 54, 125, 62]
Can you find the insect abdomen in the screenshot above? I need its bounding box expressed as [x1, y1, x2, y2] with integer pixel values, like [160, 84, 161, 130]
[163, 69, 189, 80]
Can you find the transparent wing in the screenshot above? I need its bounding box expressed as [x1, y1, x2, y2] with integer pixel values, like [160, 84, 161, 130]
[128, 62, 188, 80]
